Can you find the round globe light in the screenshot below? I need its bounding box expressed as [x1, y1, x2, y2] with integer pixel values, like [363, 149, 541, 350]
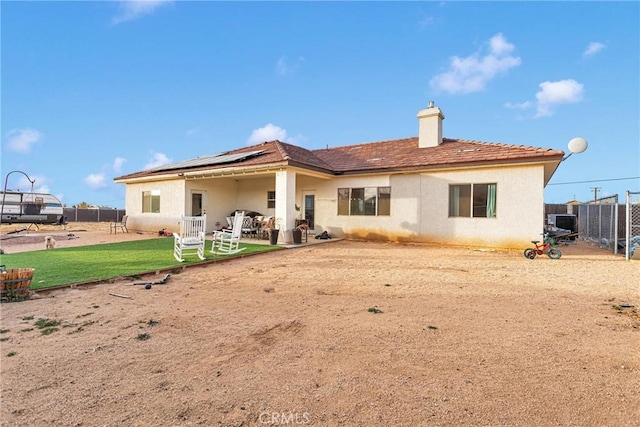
[568, 137, 588, 154]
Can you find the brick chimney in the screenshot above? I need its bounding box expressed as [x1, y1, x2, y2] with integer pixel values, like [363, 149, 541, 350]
[417, 101, 445, 148]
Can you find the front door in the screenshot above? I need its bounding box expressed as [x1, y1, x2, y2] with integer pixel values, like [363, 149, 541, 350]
[303, 192, 315, 230]
[191, 192, 204, 216]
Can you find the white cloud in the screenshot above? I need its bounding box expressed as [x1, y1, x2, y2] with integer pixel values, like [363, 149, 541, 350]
[112, 0, 172, 25]
[35, 184, 51, 194]
[583, 42, 606, 57]
[9, 173, 46, 193]
[7, 173, 57, 199]
[4, 128, 43, 154]
[84, 173, 108, 190]
[247, 124, 288, 145]
[504, 101, 532, 110]
[489, 33, 514, 56]
[535, 79, 584, 118]
[429, 33, 521, 94]
[144, 152, 172, 169]
[275, 56, 305, 76]
[113, 157, 127, 173]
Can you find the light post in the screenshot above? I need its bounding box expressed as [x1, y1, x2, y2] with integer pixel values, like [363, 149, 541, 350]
[0, 170, 36, 228]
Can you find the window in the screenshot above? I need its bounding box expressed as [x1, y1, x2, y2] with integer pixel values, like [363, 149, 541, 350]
[267, 191, 276, 209]
[142, 190, 160, 213]
[377, 187, 391, 216]
[449, 183, 496, 218]
[337, 189, 350, 215]
[337, 187, 391, 216]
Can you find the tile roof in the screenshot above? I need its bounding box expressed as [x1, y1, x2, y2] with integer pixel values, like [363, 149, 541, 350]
[114, 137, 564, 181]
[312, 137, 564, 173]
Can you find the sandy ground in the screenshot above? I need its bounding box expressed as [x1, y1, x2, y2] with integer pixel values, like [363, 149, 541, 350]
[1, 223, 639, 426]
[0, 222, 156, 254]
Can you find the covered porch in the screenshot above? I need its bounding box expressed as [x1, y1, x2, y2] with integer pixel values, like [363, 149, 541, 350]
[182, 166, 331, 244]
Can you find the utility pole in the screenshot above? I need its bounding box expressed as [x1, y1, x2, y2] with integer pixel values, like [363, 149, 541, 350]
[590, 187, 601, 202]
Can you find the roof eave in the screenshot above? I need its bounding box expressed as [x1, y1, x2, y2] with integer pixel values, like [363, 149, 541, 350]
[286, 160, 335, 176]
[114, 172, 182, 184]
[543, 156, 565, 187]
[333, 155, 565, 176]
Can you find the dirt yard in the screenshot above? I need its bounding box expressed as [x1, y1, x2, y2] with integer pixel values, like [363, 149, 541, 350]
[1, 223, 639, 426]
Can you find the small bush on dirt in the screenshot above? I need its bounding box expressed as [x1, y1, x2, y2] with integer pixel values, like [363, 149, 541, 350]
[33, 318, 62, 335]
[368, 307, 383, 314]
[34, 318, 61, 329]
[137, 333, 150, 341]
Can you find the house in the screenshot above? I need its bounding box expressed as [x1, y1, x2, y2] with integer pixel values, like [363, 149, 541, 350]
[114, 103, 564, 249]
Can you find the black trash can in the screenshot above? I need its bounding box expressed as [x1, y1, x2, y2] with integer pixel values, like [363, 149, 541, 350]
[269, 229, 279, 245]
[292, 228, 302, 244]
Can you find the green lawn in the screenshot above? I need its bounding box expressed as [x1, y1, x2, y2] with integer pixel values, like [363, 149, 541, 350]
[1, 237, 281, 290]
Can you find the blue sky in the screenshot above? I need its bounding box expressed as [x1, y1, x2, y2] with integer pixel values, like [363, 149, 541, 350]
[2, 1, 638, 208]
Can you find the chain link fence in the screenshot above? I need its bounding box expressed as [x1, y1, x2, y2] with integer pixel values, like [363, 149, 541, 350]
[576, 195, 620, 254]
[547, 192, 639, 260]
[625, 191, 640, 260]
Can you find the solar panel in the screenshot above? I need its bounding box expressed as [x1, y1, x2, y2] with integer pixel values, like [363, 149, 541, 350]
[147, 150, 265, 172]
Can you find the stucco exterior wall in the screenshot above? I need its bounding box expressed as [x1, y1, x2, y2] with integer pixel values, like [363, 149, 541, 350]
[124, 179, 186, 232]
[236, 178, 276, 218]
[417, 165, 545, 248]
[311, 164, 545, 249]
[313, 174, 396, 240]
[124, 178, 241, 233]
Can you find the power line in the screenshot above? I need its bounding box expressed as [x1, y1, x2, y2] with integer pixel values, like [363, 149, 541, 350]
[547, 176, 640, 186]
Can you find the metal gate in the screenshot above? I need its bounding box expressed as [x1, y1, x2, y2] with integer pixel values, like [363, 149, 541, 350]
[625, 191, 640, 260]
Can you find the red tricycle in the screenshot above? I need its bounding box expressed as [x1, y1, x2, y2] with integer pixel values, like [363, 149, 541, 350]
[524, 233, 562, 260]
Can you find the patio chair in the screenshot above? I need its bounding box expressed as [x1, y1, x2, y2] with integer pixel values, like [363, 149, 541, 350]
[211, 211, 246, 255]
[173, 214, 207, 262]
[225, 216, 234, 229]
[110, 215, 129, 234]
[241, 216, 259, 239]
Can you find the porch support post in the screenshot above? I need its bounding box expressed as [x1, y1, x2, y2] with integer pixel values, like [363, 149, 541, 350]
[275, 169, 296, 243]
